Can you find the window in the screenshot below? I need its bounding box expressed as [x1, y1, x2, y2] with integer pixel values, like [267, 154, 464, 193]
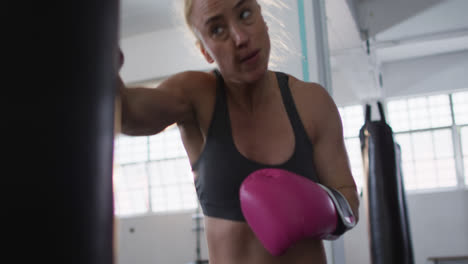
[452, 91, 468, 185]
[452, 91, 468, 125]
[337, 91, 468, 194]
[461, 126, 468, 185]
[387, 92, 468, 191]
[338, 105, 365, 192]
[113, 126, 198, 217]
[394, 129, 456, 189]
[387, 95, 452, 132]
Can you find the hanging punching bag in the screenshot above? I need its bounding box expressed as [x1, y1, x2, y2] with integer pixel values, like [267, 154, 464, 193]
[359, 102, 414, 264]
[59, 0, 119, 263]
[6, 0, 118, 263]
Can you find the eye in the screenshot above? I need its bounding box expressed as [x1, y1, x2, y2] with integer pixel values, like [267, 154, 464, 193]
[240, 10, 252, 20]
[211, 25, 225, 36]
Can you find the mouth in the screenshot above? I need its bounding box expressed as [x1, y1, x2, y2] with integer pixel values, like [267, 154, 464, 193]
[240, 49, 260, 63]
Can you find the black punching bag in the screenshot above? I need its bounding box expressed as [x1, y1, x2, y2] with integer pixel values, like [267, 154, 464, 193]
[359, 102, 414, 264]
[60, 0, 119, 263]
[6, 0, 118, 263]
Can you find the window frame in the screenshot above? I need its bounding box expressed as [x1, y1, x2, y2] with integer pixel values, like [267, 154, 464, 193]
[338, 104, 366, 194]
[384, 91, 468, 193]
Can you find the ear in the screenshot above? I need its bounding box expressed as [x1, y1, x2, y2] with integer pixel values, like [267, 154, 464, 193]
[198, 41, 215, 64]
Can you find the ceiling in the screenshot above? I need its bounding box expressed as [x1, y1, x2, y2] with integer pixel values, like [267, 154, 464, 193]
[326, 0, 468, 63]
[119, 0, 468, 63]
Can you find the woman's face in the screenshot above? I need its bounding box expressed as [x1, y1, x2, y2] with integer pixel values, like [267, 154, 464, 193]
[190, 0, 271, 84]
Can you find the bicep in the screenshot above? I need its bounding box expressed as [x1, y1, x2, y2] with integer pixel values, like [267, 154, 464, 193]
[313, 113, 354, 189]
[310, 89, 360, 218]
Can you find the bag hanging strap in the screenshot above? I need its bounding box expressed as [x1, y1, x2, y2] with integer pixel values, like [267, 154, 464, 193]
[364, 102, 387, 123]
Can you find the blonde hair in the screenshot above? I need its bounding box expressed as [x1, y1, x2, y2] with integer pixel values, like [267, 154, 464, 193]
[182, 0, 297, 68]
[184, 0, 195, 33]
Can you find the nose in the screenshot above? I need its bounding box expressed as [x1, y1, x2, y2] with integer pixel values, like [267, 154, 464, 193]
[230, 24, 249, 48]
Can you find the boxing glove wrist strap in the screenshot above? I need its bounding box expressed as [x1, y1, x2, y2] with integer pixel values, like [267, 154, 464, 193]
[318, 184, 357, 240]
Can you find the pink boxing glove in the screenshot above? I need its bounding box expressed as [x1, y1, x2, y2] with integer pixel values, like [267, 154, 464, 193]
[239, 168, 356, 256]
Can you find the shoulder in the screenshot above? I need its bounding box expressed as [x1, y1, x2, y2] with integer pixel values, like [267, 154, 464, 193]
[158, 70, 218, 106]
[173, 70, 216, 82]
[284, 73, 342, 140]
[162, 70, 217, 92]
[285, 73, 337, 115]
[169, 71, 219, 128]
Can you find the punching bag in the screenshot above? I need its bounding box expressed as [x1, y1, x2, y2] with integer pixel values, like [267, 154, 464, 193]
[59, 0, 119, 263]
[359, 102, 414, 264]
[6, 0, 118, 263]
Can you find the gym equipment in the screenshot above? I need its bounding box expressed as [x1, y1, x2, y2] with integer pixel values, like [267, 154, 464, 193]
[57, 0, 119, 263]
[359, 102, 414, 264]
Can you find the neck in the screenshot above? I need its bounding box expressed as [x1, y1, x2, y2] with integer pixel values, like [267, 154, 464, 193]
[224, 70, 275, 113]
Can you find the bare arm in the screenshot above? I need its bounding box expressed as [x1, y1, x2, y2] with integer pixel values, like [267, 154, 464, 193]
[117, 72, 197, 136]
[310, 85, 360, 223]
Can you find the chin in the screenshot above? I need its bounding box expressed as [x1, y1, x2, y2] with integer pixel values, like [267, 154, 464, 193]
[243, 61, 269, 83]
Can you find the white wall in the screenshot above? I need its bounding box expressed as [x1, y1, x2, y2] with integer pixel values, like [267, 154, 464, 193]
[116, 211, 209, 264]
[119, 27, 212, 83]
[344, 189, 468, 264]
[331, 48, 381, 107]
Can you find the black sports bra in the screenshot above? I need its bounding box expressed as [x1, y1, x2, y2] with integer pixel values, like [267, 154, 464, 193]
[192, 70, 319, 221]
